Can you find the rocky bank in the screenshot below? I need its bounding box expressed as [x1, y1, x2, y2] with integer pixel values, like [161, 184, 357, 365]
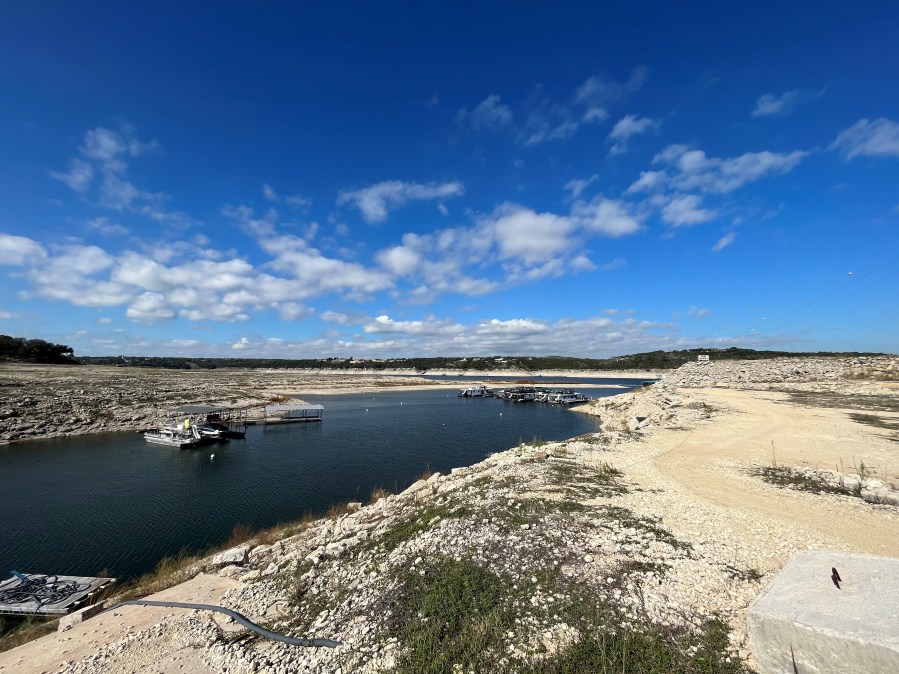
[2, 356, 897, 673]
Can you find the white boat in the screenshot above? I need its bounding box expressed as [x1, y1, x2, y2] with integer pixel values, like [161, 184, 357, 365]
[144, 425, 202, 448]
[458, 385, 491, 397]
[558, 392, 589, 405]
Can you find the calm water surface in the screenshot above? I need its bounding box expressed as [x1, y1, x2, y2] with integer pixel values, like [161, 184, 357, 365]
[0, 385, 636, 580]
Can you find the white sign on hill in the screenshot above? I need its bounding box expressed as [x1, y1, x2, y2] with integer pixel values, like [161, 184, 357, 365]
[697, 354, 710, 362]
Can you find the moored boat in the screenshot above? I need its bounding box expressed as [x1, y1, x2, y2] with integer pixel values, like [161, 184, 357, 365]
[144, 425, 202, 448]
[458, 385, 491, 397]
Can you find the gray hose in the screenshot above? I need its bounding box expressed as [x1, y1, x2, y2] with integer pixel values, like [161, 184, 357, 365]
[102, 599, 341, 648]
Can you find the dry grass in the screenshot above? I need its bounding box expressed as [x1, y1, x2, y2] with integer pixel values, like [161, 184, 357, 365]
[369, 486, 392, 503]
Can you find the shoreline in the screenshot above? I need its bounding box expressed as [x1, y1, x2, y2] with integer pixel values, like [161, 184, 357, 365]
[0, 363, 638, 444]
[2, 357, 897, 672]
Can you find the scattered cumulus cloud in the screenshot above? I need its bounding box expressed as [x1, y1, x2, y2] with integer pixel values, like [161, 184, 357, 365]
[0, 234, 48, 266]
[337, 180, 465, 223]
[86, 217, 128, 236]
[831, 118, 899, 159]
[660, 194, 717, 227]
[465, 94, 514, 130]
[752, 90, 805, 117]
[650, 144, 808, 194]
[564, 175, 599, 199]
[51, 159, 94, 193]
[460, 67, 647, 147]
[232, 337, 252, 350]
[688, 305, 710, 318]
[712, 232, 737, 251]
[51, 125, 194, 228]
[608, 114, 658, 154]
[625, 170, 667, 194]
[575, 66, 648, 108]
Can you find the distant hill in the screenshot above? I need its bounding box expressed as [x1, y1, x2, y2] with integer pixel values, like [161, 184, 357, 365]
[76, 348, 884, 372]
[0, 335, 77, 364]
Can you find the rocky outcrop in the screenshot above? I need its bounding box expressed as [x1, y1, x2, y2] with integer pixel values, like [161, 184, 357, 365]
[662, 356, 898, 389]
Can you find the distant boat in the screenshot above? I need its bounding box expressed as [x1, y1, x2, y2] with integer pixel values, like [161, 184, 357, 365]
[458, 385, 491, 397]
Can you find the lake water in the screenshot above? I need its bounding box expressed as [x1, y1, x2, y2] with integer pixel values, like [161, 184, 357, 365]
[0, 384, 636, 580]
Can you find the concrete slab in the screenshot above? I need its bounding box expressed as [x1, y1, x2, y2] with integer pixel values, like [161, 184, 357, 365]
[748, 550, 899, 674]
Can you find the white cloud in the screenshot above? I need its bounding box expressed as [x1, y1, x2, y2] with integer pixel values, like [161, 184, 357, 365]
[51, 159, 94, 192]
[564, 175, 598, 199]
[660, 194, 717, 226]
[625, 170, 668, 194]
[688, 305, 710, 318]
[712, 232, 736, 251]
[285, 194, 311, 209]
[364, 314, 465, 336]
[377, 245, 422, 276]
[752, 90, 805, 117]
[467, 94, 513, 130]
[652, 144, 808, 193]
[487, 205, 575, 264]
[831, 118, 899, 159]
[80, 127, 156, 173]
[126, 292, 176, 321]
[232, 337, 252, 350]
[97, 317, 114, 324]
[575, 67, 649, 107]
[86, 217, 128, 236]
[277, 302, 313, 321]
[337, 180, 465, 223]
[263, 183, 279, 202]
[582, 107, 608, 123]
[570, 196, 642, 236]
[321, 310, 355, 325]
[0, 310, 21, 319]
[608, 114, 658, 154]
[0, 234, 48, 266]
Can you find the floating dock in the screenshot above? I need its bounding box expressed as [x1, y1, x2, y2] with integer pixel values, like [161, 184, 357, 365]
[247, 402, 324, 425]
[0, 572, 115, 617]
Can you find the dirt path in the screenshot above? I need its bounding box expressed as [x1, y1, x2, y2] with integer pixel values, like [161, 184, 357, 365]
[638, 388, 899, 557]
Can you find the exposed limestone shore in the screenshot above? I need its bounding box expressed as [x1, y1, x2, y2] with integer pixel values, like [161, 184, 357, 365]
[1, 356, 897, 673]
[0, 364, 650, 444]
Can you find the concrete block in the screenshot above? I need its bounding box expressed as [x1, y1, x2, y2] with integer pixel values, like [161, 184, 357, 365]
[748, 550, 899, 674]
[58, 602, 106, 631]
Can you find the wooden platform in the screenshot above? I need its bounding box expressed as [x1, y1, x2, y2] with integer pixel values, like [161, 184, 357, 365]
[0, 573, 115, 616]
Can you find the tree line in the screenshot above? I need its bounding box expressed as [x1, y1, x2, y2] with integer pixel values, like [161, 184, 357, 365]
[0, 335, 77, 364]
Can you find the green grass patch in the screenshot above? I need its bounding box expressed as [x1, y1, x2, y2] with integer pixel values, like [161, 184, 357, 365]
[374, 503, 471, 552]
[547, 460, 629, 499]
[384, 556, 749, 673]
[386, 557, 518, 673]
[750, 466, 857, 497]
[601, 506, 692, 552]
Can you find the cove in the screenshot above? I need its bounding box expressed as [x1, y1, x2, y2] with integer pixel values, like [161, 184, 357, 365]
[0, 385, 634, 580]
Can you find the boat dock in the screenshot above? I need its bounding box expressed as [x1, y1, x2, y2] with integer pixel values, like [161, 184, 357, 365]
[0, 572, 115, 617]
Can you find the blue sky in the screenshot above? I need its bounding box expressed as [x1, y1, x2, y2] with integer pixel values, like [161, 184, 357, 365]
[1, 1, 897, 358]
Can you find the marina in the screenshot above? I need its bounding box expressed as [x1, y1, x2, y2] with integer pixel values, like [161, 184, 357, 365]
[0, 385, 630, 581]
